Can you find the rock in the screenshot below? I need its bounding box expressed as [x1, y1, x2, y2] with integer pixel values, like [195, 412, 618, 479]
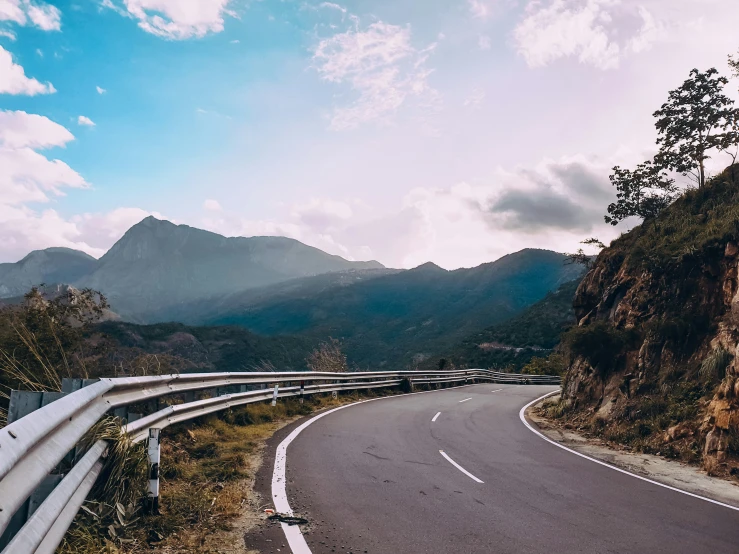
[726, 242, 739, 258]
[664, 423, 692, 442]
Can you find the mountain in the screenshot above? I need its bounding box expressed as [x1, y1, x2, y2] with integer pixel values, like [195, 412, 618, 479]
[0, 248, 98, 298]
[557, 164, 739, 472]
[209, 249, 584, 368]
[85, 217, 384, 321]
[423, 278, 580, 371]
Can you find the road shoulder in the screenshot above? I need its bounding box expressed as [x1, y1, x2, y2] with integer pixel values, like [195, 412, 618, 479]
[526, 399, 739, 509]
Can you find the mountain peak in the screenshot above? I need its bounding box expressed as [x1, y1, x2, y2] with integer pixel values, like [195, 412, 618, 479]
[409, 262, 447, 273]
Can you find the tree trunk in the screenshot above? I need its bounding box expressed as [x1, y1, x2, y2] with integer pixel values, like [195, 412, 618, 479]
[699, 158, 706, 188]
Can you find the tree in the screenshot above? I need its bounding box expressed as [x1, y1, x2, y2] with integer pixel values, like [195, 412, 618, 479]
[565, 238, 606, 269]
[604, 161, 677, 225]
[306, 337, 348, 373]
[653, 68, 739, 188]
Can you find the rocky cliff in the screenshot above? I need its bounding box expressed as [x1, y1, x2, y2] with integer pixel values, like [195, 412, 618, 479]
[559, 165, 739, 473]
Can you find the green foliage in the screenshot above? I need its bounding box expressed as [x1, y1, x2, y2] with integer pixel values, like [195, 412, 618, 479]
[653, 68, 739, 188]
[521, 354, 566, 376]
[212, 249, 583, 369]
[428, 279, 579, 371]
[605, 161, 677, 225]
[0, 287, 110, 419]
[605, 165, 739, 273]
[561, 321, 639, 375]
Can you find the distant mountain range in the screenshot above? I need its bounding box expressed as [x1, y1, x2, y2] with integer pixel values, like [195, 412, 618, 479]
[0, 217, 384, 320]
[207, 249, 583, 368]
[0, 216, 584, 369]
[421, 279, 580, 371]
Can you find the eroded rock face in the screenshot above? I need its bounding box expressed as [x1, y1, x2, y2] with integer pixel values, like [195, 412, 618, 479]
[562, 238, 739, 471]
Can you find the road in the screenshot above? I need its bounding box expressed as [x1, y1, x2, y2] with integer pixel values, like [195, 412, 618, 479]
[280, 384, 739, 553]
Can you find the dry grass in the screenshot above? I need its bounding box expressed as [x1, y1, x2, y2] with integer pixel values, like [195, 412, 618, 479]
[61, 388, 401, 553]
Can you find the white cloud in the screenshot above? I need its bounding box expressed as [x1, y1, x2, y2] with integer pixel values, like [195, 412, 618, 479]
[229, 38, 239, 44]
[26, 1, 61, 31]
[312, 19, 439, 130]
[0, 0, 61, 31]
[468, 0, 491, 19]
[513, 0, 622, 70]
[0, 110, 74, 149]
[319, 2, 346, 14]
[193, 154, 623, 269]
[106, 0, 234, 39]
[512, 0, 677, 70]
[77, 115, 96, 126]
[478, 34, 491, 50]
[0, 110, 86, 210]
[0, 29, 16, 40]
[0, 112, 160, 262]
[0, 45, 55, 95]
[203, 198, 222, 211]
[96, 85, 106, 94]
[0, 206, 166, 262]
[464, 87, 485, 109]
[627, 6, 665, 54]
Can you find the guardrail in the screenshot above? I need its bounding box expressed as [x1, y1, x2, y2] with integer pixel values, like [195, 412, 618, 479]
[0, 369, 560, 553]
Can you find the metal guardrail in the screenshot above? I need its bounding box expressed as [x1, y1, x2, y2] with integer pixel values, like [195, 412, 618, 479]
[0, 369, 560, 553]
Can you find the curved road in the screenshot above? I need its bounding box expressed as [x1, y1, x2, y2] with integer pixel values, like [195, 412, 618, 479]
[281, 384, 739, 553]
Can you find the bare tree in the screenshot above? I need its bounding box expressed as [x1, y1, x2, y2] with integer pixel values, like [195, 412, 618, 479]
[306, 338, 348, 373]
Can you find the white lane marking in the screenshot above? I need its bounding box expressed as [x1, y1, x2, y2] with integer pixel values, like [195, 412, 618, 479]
[439, 450, 484, 483]
[432, 411, 441, 422]
[490, 389, 503, 393]
[459, 397, 472, 403]
[520, 391, 739, 513]
[272, 382, 488, 553]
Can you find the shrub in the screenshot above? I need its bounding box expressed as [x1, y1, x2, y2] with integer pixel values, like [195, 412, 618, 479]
[561, 321, 639, 374]
[699, 346, 733, 382]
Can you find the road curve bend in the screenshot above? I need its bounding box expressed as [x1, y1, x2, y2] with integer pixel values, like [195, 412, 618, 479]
[278, 384, 739, 553]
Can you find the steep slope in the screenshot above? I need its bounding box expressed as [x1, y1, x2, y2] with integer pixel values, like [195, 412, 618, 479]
[78, 216, 384, 321]
[557, 165, 739, 472]
[0, 248, 98, 298]
[210, 249, 583, 368]
[426, 279, 579, 371]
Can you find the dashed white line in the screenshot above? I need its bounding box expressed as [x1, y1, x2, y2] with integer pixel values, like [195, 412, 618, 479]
[439, 450, 484, 483]
[459, 397, 472, 403]
[490, 389, 503, 393]
[432, 411, 441, 422]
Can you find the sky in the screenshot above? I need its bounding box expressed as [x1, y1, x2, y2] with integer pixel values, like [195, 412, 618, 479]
[1, 0, 738, 269]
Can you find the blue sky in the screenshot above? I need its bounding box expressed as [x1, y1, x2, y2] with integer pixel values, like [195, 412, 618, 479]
[1, 0, 738, 268]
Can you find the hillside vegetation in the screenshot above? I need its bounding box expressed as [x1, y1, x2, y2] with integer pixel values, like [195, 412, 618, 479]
[209, 249, 583, 369]
[424, 279, 579, 371]
[556, 165, 739, 473]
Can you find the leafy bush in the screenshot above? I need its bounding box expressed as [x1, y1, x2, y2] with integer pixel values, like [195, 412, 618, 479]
[561, 321, 639, 374]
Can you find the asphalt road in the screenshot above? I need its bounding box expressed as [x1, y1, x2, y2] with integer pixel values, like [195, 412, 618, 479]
[282, 384, 739, 553]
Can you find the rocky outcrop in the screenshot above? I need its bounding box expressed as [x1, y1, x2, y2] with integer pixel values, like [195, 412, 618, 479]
[561, 165, 739, 473]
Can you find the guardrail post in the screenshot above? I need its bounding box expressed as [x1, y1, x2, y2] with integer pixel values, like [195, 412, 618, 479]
[299, 381, 305, 404]
[146, 428, 161, 514]
[271, 384, 279, 407]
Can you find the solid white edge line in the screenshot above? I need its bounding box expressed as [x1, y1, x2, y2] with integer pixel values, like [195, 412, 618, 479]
[519, 390, 739, 513]
[432, 411, 441, 422]
[459, 397, 472, 403]
[439, 450, 484, 483]
[272, 382, 487, 553]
